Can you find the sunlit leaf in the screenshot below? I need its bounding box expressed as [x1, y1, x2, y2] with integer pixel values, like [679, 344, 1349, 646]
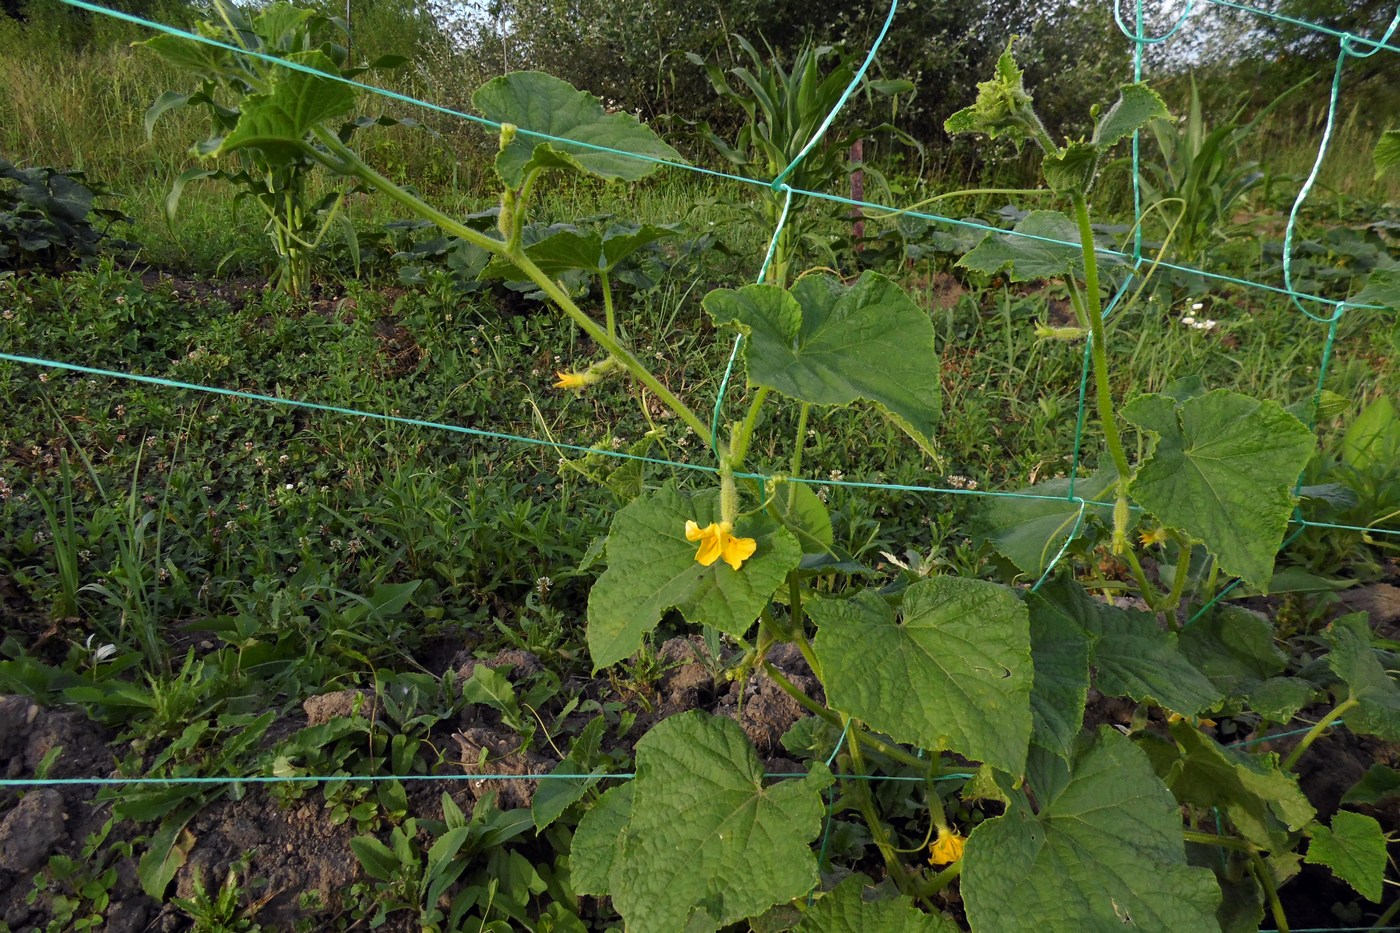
[473, 71, 683, 187]
[704, 272, 940, 454]
[211, 50, 356, 158]
[957, 211, 1090, 282]
[586, 485, 801, 670]
[573, 712, 832, 932]
[1093, 83, 1170, 148]
[810, 577, 1032, 774]
[1123, 389, 1315, 590]
[1305, 810, 1386, 902]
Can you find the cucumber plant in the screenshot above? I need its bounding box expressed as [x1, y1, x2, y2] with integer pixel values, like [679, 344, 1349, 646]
[137, 18, 1400, 931]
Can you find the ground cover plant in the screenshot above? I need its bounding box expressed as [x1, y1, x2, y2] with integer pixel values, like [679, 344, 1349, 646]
[1, 0, 1399, 931]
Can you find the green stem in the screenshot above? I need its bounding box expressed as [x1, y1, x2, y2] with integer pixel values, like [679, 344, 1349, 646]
[601, 270, 616, 341]
[719, 465, 739, 525]
[1070, 193, 1131, 485]
[313, 129, 713, 446]
[1120, 545, 1165, 611]
[1251, 850, 1290, 933]
[1070, 192, 1136, 562]
[729, 387, 771, 468]
[1161, 534, 1193, 621]
[916, 859, 962, 898]
[845, 725, 923, 905]
[1282, 697, 1357, 772]
[759, 661, 931, 772]
[1182, 830, 1259, 853]
[788, 403, 811, 511]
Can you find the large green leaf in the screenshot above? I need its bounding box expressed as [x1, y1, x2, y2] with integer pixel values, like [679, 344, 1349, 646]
[573, 712, 832, 932]
[1375, 129, 1400, 180]
[957, 211, 1093, 282]
[141, 32, 230, 75]
[1123, 389, 1316, 590]
[1041, 141, 1099, 196]
[1340, 395, 1399, 473]
[795, 875, 958, 932]
[1038, 577, 1221, 715]
[1305, 810, 1387, 902]
[962, 729, 1221, 932]
[569, 782, 633, 895]
[974, 468, 1115, 577]
[1179, 606, 1287, 696]
[1342, 764, 1400, 807]
[809, 577, 1032, 774]
[473, 71, 683, 187]
[211, 51, 356, 159]
[1352, 266, 1400, 311]
[1024, 592, 1093, 760]
[1325, 613, 1400, 741]
[586, 485, 801, 670]
[703, 272, 940, 453]
[1093, 83, 1170, 149]
[482, 222, 675, 281]
[1148, 721, 1312, 851]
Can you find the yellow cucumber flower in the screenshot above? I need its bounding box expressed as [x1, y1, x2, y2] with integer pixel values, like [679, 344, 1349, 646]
[928, 826, 966, 866]
[554, 370, 591, 391]
[1138, 526, 1170, 548]
[684, 520, 757, 571]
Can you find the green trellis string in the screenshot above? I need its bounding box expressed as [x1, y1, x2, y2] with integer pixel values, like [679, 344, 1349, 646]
[2, 0, 1395, 816]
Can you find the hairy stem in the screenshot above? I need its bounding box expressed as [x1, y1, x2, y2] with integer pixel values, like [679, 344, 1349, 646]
[1070, 192, 1137, 568]
[1182, 830, 1259, 853]
[601, 270, 616, 341]
[759, 661, 931, 771]
[1282, 697, 1357, 772]
[729, 387, 771, 468]
[916, 859, 962, 898]
[788, 403, 811, 511]
[312, 128, 713, 445]
[1251, 850, 1290, 933]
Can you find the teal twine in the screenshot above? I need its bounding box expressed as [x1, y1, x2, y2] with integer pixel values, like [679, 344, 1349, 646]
[41, 0, 1400, 319]
[770, 0, 899, 190]
[1030, 500, 1089, 592]
[1281, 4, 1400, 322]
[1113, 0, 1197, 45]
[710, 185, 795, 458]
[7, 351, 1398, 538]
[0, 352, 718, 475]
[826, 719, 853, 767]
[1229, 721, 1345, 750]
[784, 187, 1395, 314]
[0, 769, 971, 788]
[1203, 0, 1400, 55]
[2, 772, 634, 787]
[1130, 0, 1146, 265]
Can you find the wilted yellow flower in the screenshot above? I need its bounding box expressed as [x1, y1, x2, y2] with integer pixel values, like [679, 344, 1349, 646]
[1138, 526, 1169, 547]
[684, 520, 757, 571]
[928, 826, 966, 866]
[554, 371, 590, 391]
[1167, 711, 1217, 728]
